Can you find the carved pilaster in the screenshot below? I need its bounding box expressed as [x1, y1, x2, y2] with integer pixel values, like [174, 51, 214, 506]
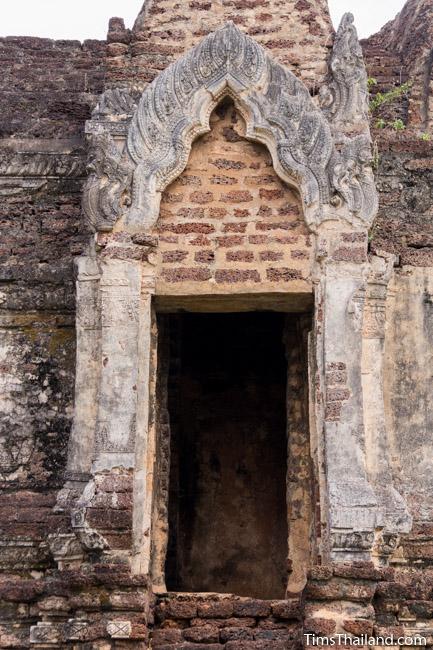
[362, 253, 412, 555]
[93, 258, 142, 471]
[316, 247, 380, 561]
[67, 256, 101, 474]
[132, 270, 156, 575]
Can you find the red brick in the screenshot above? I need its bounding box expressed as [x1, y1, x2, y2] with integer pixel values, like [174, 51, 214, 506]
[332, 247, 367, 263]
[162, 251, 188, 263]
[259, 251, 283, 261]
[221, 190, 253, 203]
[249, 235, 269, 244]
[191, 618, 255, 629]
[304, 617, 336, 635]
[291, 249, 308, 259]
[271, 600, 301, 620]
[226, 251, 254, 262]
[211, 175, 237, 185]
[209, 208, 228, 219]
[178, 175, 201, 186]
[162, 268, 212, 282]
[223, 223, 247, 233]
[256, 221, 293, 231]
[220, 628, 254, 642]
[152, 629, 183, 645]
[342, 619, 373, 636]
[325, 402, 343, 421]
[266, 267, 302, 281]
[197, 601, 234, 618]
[341, 232, 367, 243]
[166, 600, 198, 619]
[183, 625, 219, 643]
[189, 236, 212, 246]
[258, 205, 272, 217]
[210, 158, 246, 170]
[190, 191, 214, 203]
[215, 270, 260, 283]
[259, 188, 284, 200]
[160, 223, 215, 234]
[176, 207, 206, 219]
[233, 599, 271, 617]
[164, 192, 184, 203]
[327, 388, 350, 402]
[217, 236, 245, 247]
[195, 250, 215, 263]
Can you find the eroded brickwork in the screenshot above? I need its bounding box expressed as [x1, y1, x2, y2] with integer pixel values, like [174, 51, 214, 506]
[362, 0, 433, 264]
[107, 0, 333, 91]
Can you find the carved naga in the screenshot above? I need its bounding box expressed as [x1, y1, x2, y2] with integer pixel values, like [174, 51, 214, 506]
[320, 12, 370, 129]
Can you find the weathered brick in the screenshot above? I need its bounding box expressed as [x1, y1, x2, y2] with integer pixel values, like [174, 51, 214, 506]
[233, 599, 271, 617]
[162, 251, 189, 263]
[197, 601, 235, 618]
[271, 600, 301, 620]
[216, 236, 245, 247]
[221, 190, 253, 203]
[266, 267, 302, 281]
[226, 251, 254, 262]
[220, 627, 254, 642]
[259, 251, 283, 261]
[162, 268, 212, 282]
[166, 600, 198, 619]
[215, 269, 261, 283]
[195, 250, 215, 263]
[183, 625, 219, 643]
[190, 191, 214, 203]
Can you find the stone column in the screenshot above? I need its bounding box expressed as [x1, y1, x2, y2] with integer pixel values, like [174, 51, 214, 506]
[132, 269, 157, 575]
[362, 254, 412, 557]
[66, 255, 101, 477]
[93, 258, 142, 471]
[318, 259, 379, 561]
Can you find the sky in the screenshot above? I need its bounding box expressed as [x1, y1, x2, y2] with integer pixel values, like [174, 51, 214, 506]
[0, 0, 406, 41]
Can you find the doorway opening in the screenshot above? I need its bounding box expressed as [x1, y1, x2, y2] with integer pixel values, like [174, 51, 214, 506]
[160, 311, 290, 599]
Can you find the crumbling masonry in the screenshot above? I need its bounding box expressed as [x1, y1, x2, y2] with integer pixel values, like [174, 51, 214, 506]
[0, 0, 433, 647]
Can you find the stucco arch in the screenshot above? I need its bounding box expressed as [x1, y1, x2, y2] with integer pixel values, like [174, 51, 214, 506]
[124, 22, 333, 231]
[84, 20, 378, 234]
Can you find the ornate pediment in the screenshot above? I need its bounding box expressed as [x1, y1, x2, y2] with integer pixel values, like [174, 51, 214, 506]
[83, 21, 377, 233]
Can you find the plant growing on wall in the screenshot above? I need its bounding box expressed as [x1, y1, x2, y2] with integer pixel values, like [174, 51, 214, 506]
[368, 78, 411, 130]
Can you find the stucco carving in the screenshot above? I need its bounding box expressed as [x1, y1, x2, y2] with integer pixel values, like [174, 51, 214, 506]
[330, 135, 378, 225]
[82, 133, 132, 231]
[83, 22, 378, 232]
[125, 21, 332, 229]
[92, 88, 139, 120]
[320, 12, 369, 128]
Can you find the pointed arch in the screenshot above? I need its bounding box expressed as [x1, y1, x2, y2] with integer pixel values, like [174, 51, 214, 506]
[83, 21, 378, 233]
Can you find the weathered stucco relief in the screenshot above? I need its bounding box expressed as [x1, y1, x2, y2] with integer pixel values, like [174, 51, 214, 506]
[384, 267, 433, 523]
[83, 20, 377, 235]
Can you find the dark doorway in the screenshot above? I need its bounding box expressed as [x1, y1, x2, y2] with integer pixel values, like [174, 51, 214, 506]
[163, 312, 289, 599]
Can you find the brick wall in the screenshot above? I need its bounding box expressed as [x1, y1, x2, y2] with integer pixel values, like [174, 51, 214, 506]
[157, 100, 312, 296]
[107, 0, 334, 91]
[0, 37, 105, 138]
[362, 0, 433, 265]
[0, 35, 105, 577]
